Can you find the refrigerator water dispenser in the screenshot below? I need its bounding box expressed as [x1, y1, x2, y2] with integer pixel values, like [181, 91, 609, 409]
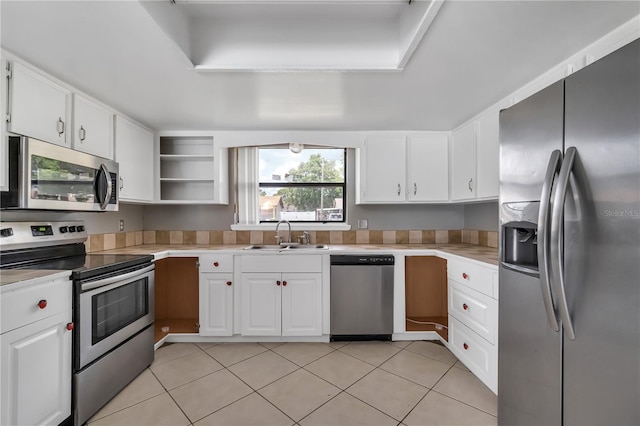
[502, 225, 538, 268]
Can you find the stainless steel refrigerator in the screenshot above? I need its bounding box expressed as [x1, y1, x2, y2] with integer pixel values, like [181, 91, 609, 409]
[498, 38, 639, 425]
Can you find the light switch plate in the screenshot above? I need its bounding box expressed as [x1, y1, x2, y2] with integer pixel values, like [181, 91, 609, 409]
[357, 219, 368, 229]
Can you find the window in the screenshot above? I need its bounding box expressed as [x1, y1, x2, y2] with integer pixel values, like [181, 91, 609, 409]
[258, 147, 346, 223]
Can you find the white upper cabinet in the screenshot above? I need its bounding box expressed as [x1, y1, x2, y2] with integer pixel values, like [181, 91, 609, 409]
[115, 115, 154, 203]
[475, 110, 500, 199]
[358, 135, 406, 203]
[7, 61, 71, 147]
[1, 58, 8, 191]
[407, 134, 449, 202]
[451, 121, 477, 201]
[450, 110, 500, 202]
[357, 133, 449, 204]
[72, 94, 114, 159]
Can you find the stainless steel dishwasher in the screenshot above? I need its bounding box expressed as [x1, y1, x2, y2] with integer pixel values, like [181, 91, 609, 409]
[330, 254, 394, 341]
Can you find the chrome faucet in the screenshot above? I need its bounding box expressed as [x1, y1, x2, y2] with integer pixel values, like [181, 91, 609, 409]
[275, 219, 292, 245]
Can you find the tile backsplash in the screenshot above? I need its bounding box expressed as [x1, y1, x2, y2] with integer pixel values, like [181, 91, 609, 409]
[86, 229, 498, 252]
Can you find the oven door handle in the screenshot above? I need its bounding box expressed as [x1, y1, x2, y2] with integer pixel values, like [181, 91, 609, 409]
[81, 264, 155, 292]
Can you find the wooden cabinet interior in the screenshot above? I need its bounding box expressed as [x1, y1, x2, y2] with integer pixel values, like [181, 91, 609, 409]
[154, 257, 199, 342]
[405, 256, 448, 340]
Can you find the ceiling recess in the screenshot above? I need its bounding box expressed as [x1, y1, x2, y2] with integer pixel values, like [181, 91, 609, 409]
[139, 0, 444, 71]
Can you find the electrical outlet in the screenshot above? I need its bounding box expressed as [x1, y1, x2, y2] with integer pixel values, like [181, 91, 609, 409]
[357, 219, 368, 229]
[119, 220, 124, 231]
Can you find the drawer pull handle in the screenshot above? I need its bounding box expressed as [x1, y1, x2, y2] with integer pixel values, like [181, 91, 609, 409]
[213, 262, 219, 267]
[462, 273, 469, 280]
[276, 280, 281, 286]
[282, 281, 287, 286]
[37, 300, 48, 309]
[66, 322, 74, 331]
[463, 303, 469, 311]
[463, 343, 469, 350]
[226, 281, 232, 286]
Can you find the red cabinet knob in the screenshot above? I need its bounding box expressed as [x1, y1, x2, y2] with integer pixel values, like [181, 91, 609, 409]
[276, 280, 281, 286]
[213, 262, 219, 267]
[226, 281, 232, 286]
[37, 300, 47, 309]
[282, 281, 287, 286]
[463, 303, 469, 310]
[66, 322, 74, 331]
[463, 343, 469, 350]
[462, 273, 469, 279]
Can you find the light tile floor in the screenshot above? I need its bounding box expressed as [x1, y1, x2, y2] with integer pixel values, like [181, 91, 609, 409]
[87, 340, 497, 426]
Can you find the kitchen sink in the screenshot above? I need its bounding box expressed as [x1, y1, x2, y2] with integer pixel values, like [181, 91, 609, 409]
[244, 244, 329, 250]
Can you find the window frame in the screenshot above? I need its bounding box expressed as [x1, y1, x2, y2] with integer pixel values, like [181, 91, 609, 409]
[258, 147, 347, 224]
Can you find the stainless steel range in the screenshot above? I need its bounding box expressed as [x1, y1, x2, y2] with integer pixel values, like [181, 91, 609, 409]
[0, 221, 154, 426]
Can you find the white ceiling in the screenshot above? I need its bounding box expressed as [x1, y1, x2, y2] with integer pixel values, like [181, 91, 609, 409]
[1, 1, 638, 132]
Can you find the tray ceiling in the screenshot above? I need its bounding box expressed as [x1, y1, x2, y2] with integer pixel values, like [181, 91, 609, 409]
[140, 0, 443, 71]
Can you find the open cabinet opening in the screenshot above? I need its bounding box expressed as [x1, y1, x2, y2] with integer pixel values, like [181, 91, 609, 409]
[154, 257, 200, 342]
[405, 256, 448, 341]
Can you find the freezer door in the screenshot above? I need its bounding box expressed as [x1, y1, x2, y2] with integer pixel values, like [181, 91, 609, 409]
[499, 80, 564, 204]
[498, 81, 565, 425]
[562, 39, 640, 425]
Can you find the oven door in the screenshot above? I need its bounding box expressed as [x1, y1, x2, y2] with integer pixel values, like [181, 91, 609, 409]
[77, 264, 154, 369]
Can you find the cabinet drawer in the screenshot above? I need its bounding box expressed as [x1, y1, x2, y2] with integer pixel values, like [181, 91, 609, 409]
[241, 255, 322, 273]
[449, 281, 497, 344]
[448, 258, 496, 298]
[1, 279, 72, 334]
[199, 254, 234, 273]
[449, 316, 497, 394]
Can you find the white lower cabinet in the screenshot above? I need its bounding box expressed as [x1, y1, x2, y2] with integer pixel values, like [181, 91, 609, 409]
[447, 257, 498, 394]
[240, 272, 322, 337]
[240, 255, 323, 337]
[199, 254, 234, 336]
[0, 278, 72, 426]
[199, 272, 234, 336]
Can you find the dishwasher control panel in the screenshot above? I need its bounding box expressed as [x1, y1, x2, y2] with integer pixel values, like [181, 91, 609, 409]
[330, 255, 395, 265]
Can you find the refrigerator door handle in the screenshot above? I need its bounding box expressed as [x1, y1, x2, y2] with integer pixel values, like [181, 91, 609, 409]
[550, 146, 577, 340]
[538, 149, 562, 332]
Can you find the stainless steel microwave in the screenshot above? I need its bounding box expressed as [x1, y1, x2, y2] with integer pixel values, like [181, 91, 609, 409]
[1, 136, 119, 211]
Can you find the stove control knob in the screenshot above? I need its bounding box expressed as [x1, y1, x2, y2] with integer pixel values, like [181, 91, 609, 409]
[59, 226, 68, 233]
[37, 300, 48, 309]
[68, 226, 77, 233]
[0, 228, 13, 237]
[77, 226, 85, 232]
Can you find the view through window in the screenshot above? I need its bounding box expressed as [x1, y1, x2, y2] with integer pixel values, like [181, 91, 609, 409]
[258, 147, 346, 222]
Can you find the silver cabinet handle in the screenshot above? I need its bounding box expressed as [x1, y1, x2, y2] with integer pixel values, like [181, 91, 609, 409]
[550, 146, 577, 341]
[57, 117, 65, 136]
[79, 125, 86, 141]
[538, 150, 562, 332]
[119, 177, 124, 190]
[413, 183, 417, 196]
[468, 178, 473, 192]
[397, 183, 401, 196]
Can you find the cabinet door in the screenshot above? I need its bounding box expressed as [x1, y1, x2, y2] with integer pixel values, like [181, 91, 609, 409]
[360, 136, 406, 202]
[8, 61, 70, 147]
[199, 273, 233, 336]
[240, 273, 281, 336]
[73, 94, 114, 159]
[281, 273, 322, 336]
[407, 134, 449, 202]
[1, 58, 8, 191]
[115, 115, 154, 202]
[0, 311, 72, 426]
[451, 121, 477, 200]
[476, 110, 499, 199]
